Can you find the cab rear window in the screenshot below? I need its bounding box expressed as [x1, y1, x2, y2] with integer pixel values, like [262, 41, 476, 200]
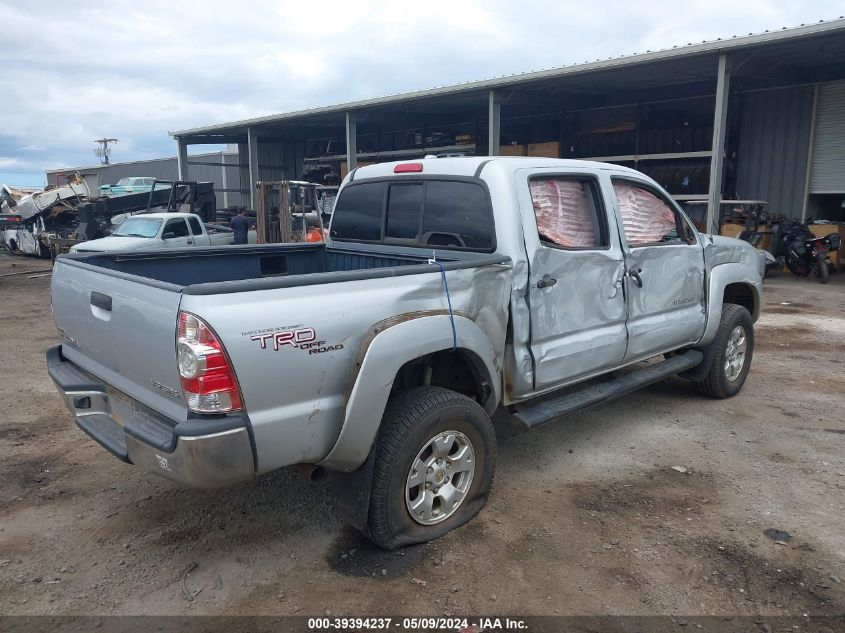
[330, 182, 385, 242]
[330, 178, 494, 251]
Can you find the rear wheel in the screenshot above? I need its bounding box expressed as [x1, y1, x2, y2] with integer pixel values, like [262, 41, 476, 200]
[815, 253, 830, 284]
[365, 386, 496, 550]
[692, 304, 754, 399]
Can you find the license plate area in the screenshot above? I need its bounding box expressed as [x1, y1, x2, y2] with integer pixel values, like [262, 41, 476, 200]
[107, 386, 137, 427]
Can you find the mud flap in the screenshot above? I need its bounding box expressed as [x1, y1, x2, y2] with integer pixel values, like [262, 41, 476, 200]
[325, 445, 378, 532]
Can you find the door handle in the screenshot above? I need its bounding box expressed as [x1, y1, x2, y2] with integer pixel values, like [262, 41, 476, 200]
[187, 239, 193, 245]
[90, 291, 112, 312]
[628, 268, 643, 288]
[537, 274, 557, 289]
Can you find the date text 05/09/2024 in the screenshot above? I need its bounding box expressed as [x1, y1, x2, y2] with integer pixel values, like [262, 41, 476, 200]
[307, 616, 528, 631]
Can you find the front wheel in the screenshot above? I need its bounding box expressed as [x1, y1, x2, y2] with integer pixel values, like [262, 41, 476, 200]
[815, 253, 830, 284]
[365, 386, 496, 550]
[692, 304, 754, 399]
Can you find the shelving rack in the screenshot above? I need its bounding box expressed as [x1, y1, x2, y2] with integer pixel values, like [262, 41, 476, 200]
[303, 143, 478, 164]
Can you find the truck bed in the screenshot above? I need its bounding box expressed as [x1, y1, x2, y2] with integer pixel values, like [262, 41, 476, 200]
[51, 240, 512, 472]
[60, 243, 506, 294]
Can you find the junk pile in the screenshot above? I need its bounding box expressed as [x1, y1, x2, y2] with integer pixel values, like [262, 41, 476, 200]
[1, 176, 90, 257]
[1, 177, 216, 259]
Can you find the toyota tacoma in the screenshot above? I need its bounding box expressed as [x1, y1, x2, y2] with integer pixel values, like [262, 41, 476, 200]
[47, 157, 762, 549]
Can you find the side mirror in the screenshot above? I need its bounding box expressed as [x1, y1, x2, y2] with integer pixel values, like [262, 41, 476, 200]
[162, 232, 176, 240]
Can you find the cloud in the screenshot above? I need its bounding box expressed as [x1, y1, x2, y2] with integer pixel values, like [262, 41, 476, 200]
[0, 0, 836, 186]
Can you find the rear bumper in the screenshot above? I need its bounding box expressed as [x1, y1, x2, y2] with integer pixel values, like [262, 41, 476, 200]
[46, 345, 255, 488]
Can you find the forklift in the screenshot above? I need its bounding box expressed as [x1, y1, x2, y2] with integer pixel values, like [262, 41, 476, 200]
[254, 180, 329, 244]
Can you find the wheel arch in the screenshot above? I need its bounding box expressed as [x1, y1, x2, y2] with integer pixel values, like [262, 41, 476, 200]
[699, 263, 762, 347]
[723, 282, 758, 319]
[319, 312, 501, 473]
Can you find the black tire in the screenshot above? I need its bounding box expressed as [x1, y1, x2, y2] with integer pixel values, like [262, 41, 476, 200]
[815, 253, 830, 284]
[365, 386, 496, 550]
[692, 304, 754, 399]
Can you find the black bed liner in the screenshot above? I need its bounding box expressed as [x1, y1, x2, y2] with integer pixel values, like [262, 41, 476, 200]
[58, 243, 510, 295]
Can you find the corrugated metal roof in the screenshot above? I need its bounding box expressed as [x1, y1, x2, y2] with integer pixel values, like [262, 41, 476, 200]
[172, 18, 845, 137]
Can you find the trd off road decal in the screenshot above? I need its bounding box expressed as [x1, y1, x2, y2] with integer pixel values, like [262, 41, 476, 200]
[249, 326, 343, 355]
[251, 327, 315, 350]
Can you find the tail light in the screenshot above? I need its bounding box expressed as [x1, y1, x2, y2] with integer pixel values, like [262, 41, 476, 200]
[176, 311, 243, 413]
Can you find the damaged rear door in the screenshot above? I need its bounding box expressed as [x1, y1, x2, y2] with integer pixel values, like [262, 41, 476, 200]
[517, 168, 628, 392]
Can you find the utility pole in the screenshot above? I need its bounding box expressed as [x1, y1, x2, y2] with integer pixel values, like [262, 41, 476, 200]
[93, 138, 119, 165]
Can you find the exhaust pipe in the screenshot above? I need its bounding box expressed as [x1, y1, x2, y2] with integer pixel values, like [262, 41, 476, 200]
[294, 463, 325, 483]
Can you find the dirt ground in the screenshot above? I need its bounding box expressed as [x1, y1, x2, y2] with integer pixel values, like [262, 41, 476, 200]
[0, 251, 843, 618]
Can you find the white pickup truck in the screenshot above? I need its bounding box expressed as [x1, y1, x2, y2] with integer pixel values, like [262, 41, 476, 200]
[48, 157, 763, 549]
[69, 212, 244, 253]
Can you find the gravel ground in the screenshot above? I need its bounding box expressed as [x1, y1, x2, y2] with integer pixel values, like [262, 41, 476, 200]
[0, 252, 843, 617]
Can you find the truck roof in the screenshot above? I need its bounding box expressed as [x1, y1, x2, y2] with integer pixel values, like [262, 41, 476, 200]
[350, 156, 644, 180]
[124, 212, 199, 220]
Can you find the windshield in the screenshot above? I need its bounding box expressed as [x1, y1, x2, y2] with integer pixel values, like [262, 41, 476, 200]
[112, 217, 162, 238]
[116, 178, 132, 186]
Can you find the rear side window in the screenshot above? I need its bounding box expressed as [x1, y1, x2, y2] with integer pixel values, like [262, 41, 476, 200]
[164, 219, 189, 238]
[529, 177, 606, 249]
[330, 179, 494, 251]
[187, 216, 203, 235]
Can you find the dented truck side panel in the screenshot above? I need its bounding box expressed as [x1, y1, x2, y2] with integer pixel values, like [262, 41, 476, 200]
[699, 235, 764, 346]
[319, 311, 507, 472]
[179, 261, 512, 474]
[514, 166, 629, 393]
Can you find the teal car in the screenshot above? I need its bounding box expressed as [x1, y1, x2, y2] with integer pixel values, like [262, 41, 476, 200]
[99, 177, 166, 197]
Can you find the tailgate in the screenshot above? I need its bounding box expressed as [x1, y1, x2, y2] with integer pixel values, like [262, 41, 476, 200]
[51, 259, 187, 422]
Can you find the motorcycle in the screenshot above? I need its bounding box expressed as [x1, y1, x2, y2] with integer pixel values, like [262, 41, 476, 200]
[737, 204, 778, 276]
[776, 220, 841, 284]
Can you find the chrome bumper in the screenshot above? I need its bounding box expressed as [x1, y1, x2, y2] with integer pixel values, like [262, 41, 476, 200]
[46, 345, 254, 488]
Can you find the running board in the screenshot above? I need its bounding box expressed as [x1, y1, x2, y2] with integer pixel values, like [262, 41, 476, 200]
[512, 350, 703, 429]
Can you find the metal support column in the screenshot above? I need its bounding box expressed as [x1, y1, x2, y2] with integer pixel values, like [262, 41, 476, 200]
[176, 137, 189, 181]
[221, 152, 229, 209]
[800, 85, 819, 221]
[345, 112, 358, 172]
[706, 54, 731, 234]
[247, 127, 260, 210]
[488, 90, 501, 156]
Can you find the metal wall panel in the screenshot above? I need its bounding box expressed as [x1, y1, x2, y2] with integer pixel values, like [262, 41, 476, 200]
[256, 141, 305, 181]
[186, 156, 221, 183]
[809, 81, 845, 194]
[189, 151, 246, 208]
[100, 157, 179, 183]
[236, 140, 306, 209]
[46, 158, 178, 187]
[734, 86, 814, 217]
[222, 152, 246, 207]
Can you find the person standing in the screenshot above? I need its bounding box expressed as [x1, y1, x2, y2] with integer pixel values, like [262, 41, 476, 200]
[230, 209, 251, 245]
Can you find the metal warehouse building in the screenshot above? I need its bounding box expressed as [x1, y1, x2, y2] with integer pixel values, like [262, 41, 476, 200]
[45, 150, 247, 209]
[171, 19, 845, 233]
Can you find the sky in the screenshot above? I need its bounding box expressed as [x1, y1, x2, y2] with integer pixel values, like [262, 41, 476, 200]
[0, 0, 841, 188]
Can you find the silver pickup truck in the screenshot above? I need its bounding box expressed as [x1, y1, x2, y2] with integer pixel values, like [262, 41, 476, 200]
[47, 157, 763, 549]
[68, 212, 241, 253]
